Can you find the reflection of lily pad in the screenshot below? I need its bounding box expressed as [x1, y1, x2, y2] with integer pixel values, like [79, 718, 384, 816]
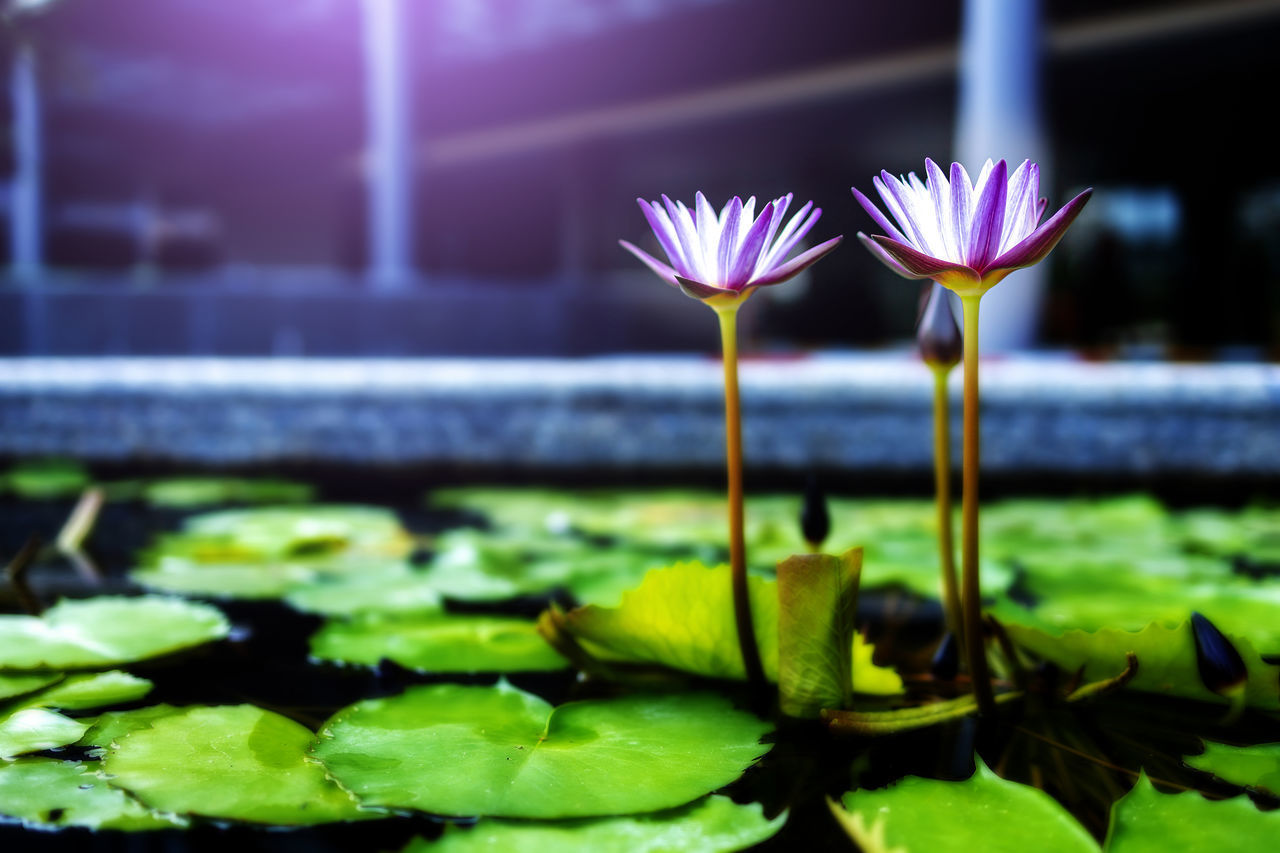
[311, 613, 567, 673]
[1184, 742, 1280, 796]
[314, 682, 771, 818]
[0, 597, 229, 670]
[102, 704, 373, 825]
[1105, 773, 1280, 852]
[563, 562, 903, 696]
[832, 759, 1099, 853]
[990, 603, 1280, 709]
[0, 758, 187, 830]
[412, 795, 786, 853]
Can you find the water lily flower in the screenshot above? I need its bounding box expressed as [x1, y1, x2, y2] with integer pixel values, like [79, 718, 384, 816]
[621, 192, 842, 302]
[852, 159, 1091, 297]
[917, 281, 962, 368]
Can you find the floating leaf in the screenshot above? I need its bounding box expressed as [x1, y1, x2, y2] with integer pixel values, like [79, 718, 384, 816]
[285, 565, 444, 616]
[146, 505, 412, 565]
[314, 682, 771, 818]
[562, 562, 903, 695]
[1104, 772, 1280, 852]
[832, 758, 1099, 853]
[0, 758, 187, 830]
[0, 597, 229, 670]
[0, 674, 62, 702]
[101, 704, 373, 825]
[310, 613, 567, 673]
[1184, 742, 1280, 796]
[2, 459, 91, 499]
[777, 549, 861, 718]
[0, 708, 89, 757]
[143, 477, 314, 508]
[19, 670, 152, 711]
[409, 795, 785, 852]
[131, 559, 322, 599]
[77, 704, 182, 751]
[990, 603, 1280, 709]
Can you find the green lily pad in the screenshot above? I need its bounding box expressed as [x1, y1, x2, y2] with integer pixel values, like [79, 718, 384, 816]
[310, 613, 567, 673]
[0, 708, 89, 757]
[0, 591, 227, 671]
[143, 477, 314, 508]
[990, 604, 1280, 709]
[409, 795, 786, 852]
[0, 673, 62, 702]
[101, 704, 373, 825]
[131, 559, 323, 599]
[1001, 575, 1280, 653]
[1184, 742, 1280, 796]
[285, 565, 444, 616]
[562, 562, 903, 696]
[145, 504, 413, 565]
[832, 758, 1099, 853]
[2, 459, 91, 499]
[0, 758, 187, 830]
[0, 596, 229, 670]
[313, 682, 772, 818]
[19, 670, 152, 711]
[77, 704, 182, 751]
[1104, 772, 1280, 852]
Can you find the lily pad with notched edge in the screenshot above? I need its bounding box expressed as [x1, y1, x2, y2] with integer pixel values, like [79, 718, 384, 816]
[562, 562, 903, 696]
[989, 602, 1280, 709]
[310, 613, 567, 673]
[1104, 772, 1280, 852]
[1184, 742, 1280, 796]
[832, 758, 1099, 853]
[101, 704, 374, 825]
[408, 795, 786, 852]
[0, 597, 229, 671]
[0, 758, 187, 830]
[313, 682, 772, 819]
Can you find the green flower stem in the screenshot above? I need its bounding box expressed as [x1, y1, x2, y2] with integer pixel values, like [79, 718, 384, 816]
[712, 299, 766, 697]
[960, 294, 994, 715]
[930, 364, 963, 656]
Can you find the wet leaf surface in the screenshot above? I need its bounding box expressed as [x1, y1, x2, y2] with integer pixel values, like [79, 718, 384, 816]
[313, 682, 772, 818]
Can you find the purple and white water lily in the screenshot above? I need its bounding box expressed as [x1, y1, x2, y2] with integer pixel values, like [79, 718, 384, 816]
[852, 159, 1091, 296]
[621, 192, 843, 301]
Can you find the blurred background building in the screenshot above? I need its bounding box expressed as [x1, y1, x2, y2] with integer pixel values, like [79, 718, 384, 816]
[2, 0, 1278, 358]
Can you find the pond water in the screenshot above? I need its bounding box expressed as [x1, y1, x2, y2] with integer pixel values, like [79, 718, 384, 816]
[2, 465, 1279, 851]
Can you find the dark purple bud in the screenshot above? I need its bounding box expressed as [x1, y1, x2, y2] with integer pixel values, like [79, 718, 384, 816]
[931, 632, 959, 681]
[917, 282, 962, 367]
[800, 474, 830, 550]
[1191, 612, 1247, 697]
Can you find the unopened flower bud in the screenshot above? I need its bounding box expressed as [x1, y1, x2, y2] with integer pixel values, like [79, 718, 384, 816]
[917, 282, 962, 367]
[1191, 612, 1247, 698]
[930, 632, 959, 681]
[800, 474, 831, 551]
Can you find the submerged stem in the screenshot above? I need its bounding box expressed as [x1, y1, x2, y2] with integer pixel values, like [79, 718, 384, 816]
[713, 299, 766, 697]
[960, 295, 994, 715]
[930, 364, 963, 656]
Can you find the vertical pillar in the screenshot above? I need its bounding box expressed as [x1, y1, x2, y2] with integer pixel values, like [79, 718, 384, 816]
[955, 0, 1047, 351]
[360, 0, 414, 290]
[9, 38, 43, 281]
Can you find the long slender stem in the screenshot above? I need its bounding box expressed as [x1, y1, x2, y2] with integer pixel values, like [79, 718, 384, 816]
[960, 295, 994, 714]
[714, 301, 766, 696]
[930, 364, 963, 656]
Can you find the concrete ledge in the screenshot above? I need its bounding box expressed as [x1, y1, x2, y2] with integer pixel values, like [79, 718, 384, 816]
[1, 356, 1278, 474]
